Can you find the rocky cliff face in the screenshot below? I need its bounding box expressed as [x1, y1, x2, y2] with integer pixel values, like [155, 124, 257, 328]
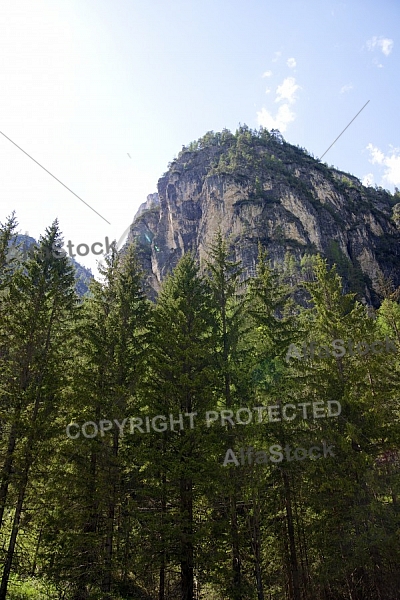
[126, 127, 400, 303]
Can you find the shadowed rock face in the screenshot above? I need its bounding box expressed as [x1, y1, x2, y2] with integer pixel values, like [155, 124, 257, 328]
[126, 128, 400, 303]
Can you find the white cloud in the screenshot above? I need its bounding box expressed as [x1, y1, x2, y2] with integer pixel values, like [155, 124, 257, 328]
[380, 38, 394, 56]
[366, 143, 400, 187]
[362, 173, 374, 187]
[257, 71, 301, 134]
[366, 143, 385, 165]
[383, 153, 400, 186]
[287, 57, 296, 68]
[262, 70, 272, 78]
[257, 103, 295, 133]
[272, 51, 281, 62]
[367, 36, 394, 56]
[340, 83, 353, 94]
[275, 77, 300, 104]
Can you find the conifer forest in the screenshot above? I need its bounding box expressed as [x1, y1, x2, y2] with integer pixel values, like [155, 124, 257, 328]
[0, 213, 400, 600]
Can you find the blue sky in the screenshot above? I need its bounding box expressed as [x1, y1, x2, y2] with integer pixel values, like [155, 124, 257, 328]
[1, 0, 399, 275]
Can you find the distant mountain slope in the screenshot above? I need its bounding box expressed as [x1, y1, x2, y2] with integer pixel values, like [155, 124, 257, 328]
[126, 126, 400, 304]
[13, 234, 93, 296]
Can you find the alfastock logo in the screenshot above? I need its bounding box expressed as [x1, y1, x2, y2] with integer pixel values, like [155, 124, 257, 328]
[2, 226, 133, 266]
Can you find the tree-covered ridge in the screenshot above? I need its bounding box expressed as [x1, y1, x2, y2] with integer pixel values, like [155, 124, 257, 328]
[173, 125, 398, 205]
[166, 125, 399, 239]
[1, 214, 399, 600]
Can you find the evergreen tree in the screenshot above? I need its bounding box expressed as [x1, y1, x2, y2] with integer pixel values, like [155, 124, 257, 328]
[43, 240, 150, 599]
[284, 256, 400, 599]
[0, 221, 78, 600]
[204, 231, 250, 600]
[145, 252, 216, 600]
[247, 244, 302, 600]
[1, 215, 400, 599]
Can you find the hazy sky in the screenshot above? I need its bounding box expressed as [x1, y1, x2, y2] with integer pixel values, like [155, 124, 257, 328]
[1, 0, 399, 274]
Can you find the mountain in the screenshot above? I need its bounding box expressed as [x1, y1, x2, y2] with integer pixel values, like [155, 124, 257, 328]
[126, 126, 400, 304]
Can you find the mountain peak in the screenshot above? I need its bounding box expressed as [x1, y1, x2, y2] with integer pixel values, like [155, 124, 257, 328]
[128, 127, 400, 304]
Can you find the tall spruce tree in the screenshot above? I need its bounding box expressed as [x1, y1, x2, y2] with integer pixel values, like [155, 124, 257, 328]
[0, 212, 21, 529]
[42, 240, 150, 599]
[145, 252, 217, 600]
[284, 255, 400, 599]
[204, 231, 250, 600]
[247, 244, 303, 600]
[0, 221, 78, 600]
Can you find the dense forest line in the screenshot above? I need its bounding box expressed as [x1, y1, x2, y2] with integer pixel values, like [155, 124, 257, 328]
[0, 212, 399, 600]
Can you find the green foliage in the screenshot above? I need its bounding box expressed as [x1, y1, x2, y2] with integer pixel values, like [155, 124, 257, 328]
[7, 575, 60, 600]
[326, 239, 366, 297]
[1, 219, 400, 600]
[392, 202, 400, 226]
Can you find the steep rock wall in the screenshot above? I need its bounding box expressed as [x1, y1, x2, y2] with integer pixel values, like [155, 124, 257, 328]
[126, 129, 400, 303]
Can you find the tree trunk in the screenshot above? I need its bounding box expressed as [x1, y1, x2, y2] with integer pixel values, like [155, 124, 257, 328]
[0, 418, 18, 529]
[0, 393, 39, 600]
[159, 472, 167, 600]
[0, 462, 29, 600]
[180, 474, 194, 599]
[230, 491, 242, 600]
[73, 449, 99, 600]
[102, 430, 119, 594]
[282, 470, 301, 600]
[30, 525, 43, 576]
[159, 561, 166, 600]
[224, 321, 242, 600]
[249, 506, 265, 600]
